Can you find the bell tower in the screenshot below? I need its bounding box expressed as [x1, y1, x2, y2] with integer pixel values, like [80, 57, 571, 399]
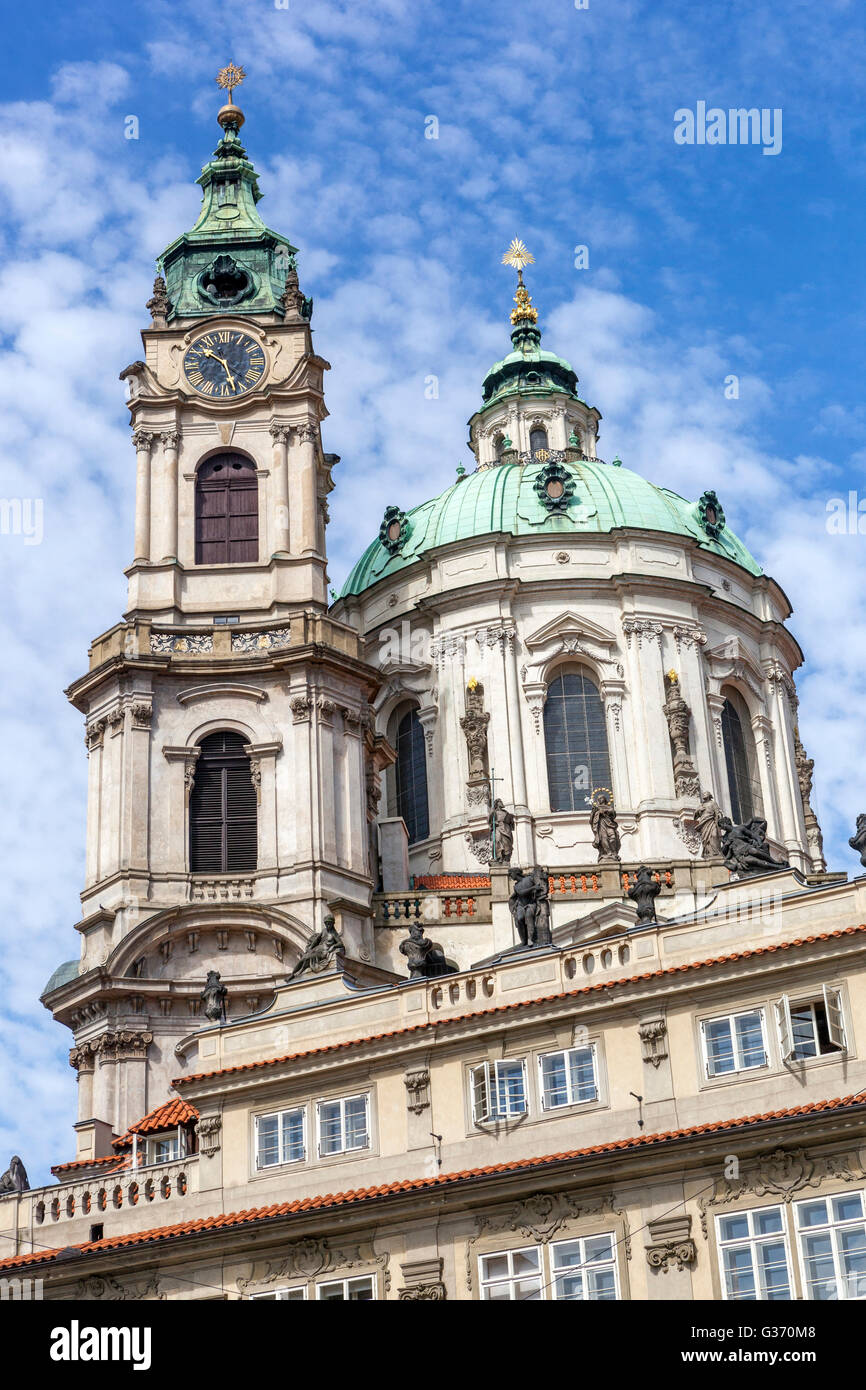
[44, 69, 390, 1148]
[124, 63, 331, 622]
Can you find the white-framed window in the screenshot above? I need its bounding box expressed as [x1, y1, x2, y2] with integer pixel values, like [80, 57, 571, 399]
[470, 1060, 527, 1124]
[538, 1045, 598, 1110]
[479, 1247, 543, 1301]
[316, 1094, 369, 1156]
[249, 1287, 307, 1301]
[255, 1107, 306, 1169]
[775, 987, 847, 1062]
[701, 1009, 767, 1077]
[551, 1234, 618, 1300]
[144, 1133, 181, 1166]
[795, 1192, 866, 1300]
[716, 1205, 793, 1300]
[317, 1275, 376, 1301]
[479, 1236, 619, 1301]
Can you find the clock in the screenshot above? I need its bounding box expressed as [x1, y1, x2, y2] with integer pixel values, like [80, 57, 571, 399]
[183, 329, 267, 399]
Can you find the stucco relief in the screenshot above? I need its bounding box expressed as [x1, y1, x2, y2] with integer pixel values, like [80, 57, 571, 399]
[698, 1146, 865, 1238]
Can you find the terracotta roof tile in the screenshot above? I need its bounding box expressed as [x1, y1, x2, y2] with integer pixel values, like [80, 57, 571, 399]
[112, 1097, 198, 1149]
[5, 1093, 865, 1274]
[174, 924, 866, 1088]
[50, 1155, 124, 1177]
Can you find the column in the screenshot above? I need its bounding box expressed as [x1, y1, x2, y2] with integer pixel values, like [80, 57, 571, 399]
[767, 671, 807, 859]
[132, 430, 153, 563]
[151, 429, 179, 562]
[752, 713, 784, 844]
[269, 422, 291, 557]
[292, 422, 318, 555]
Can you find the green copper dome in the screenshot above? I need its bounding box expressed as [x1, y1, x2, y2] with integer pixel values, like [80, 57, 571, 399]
[339, 458, 761, 598]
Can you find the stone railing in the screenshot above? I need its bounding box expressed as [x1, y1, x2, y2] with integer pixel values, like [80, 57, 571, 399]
[29, 1156, 198, 1232]
[374, 891, 492, 927]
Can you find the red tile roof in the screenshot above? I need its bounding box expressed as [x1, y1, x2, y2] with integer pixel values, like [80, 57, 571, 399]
[113, 1098, 198, 1149]
[51, 1155, 123, 1177]
[414, 874, 491, 890]
[5, 1093, 865, 1274]
[174, 924, 866, 1088]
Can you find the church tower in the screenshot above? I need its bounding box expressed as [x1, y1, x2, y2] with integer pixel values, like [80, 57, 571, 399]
[42, 69, 389, 1151]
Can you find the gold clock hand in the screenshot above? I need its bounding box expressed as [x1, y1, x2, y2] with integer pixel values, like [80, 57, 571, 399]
[202, 348, 237, 391]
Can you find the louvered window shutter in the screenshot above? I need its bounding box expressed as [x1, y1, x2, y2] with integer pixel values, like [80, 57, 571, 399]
[190, 732, 257, 873]
[195, 454, 259, 565]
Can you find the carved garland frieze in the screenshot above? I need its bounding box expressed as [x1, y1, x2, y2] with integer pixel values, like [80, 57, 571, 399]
[73, 1274, 164, 1301]
[231, 628, 292, 652]
[151, 632, 214, 654]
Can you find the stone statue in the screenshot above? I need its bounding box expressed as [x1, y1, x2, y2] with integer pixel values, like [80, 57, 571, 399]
[692, 791, 724, 858]
[794, 728, 826, 872]
[590, 793, 621, 862]
[662, 672, 700, 798]
[508, 866, 552, 948]
[460, 681, 490, 801]
[628, 866, 661, 925]
[288, 915, 345, 981]
[492, 799, 515, 864]
[0, 1155, 29, 1195]
[399, 921, 453, 980]
[200, 971, 227, 1024]
[849, 814, 866, 868]
[719, 817, 789, 878]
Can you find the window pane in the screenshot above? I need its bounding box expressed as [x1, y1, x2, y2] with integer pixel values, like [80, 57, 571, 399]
[833, 1194, 864, 1223]
[496, 1063, 526, 1116]
[344, 1096, 369, 1149]
[719, 1214, 751, 1242]
[544, 669, 611, 813]
[541, 1053, 569, 1108]
[281, 1109, 305, 1163]
[256, 1115, 279, 1167]
[734, 1012, 765, 1068]
[511, 1249, 540, 1275]
[705, 1018, 735, 1075]
[394, 710, 429, 844]
[791, 1004, 818, 1057]
[569, 1047, 597, 1102]
[798, 1201, 829, 1228]
[480, 1254, 509, 1281]
[723, 1247, 757, 1299]
[754, 1208, 784, 1235]
[721, 697, 755, 823]
[318, 1101, 343, 1154]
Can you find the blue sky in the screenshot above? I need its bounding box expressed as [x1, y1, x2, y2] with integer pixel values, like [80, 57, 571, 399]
[1, 0, 865, 1180]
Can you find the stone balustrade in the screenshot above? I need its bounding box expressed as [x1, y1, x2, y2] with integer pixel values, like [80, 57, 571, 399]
[26, 1156, 198, 1234]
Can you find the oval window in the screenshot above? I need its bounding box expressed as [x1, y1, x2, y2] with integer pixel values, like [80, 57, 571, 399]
[546, 479, 564, 499]
[388, 520, 403, 542]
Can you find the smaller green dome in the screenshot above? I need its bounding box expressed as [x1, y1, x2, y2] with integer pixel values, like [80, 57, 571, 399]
[41, 959, 80, 997]
[339, 458, 761, 599]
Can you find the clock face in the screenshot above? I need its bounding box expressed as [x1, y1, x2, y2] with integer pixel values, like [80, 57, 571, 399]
[183, 330, 267, 399]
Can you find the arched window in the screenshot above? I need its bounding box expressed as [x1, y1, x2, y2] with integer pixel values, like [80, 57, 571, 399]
[529, 427, 548, 457]
[721, 693, 761, 823]
[494, 434, 506, 462]
[393, 709, 429, 844]
[544, 667, 612, 813]
[195, 453, 258, 564]
[190, 732, 257, 872]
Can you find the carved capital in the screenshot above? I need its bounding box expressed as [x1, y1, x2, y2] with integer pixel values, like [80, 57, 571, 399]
[404, 1067, 431, 1114]
[295, 422, 317, 445]
[646, 1216, 696, 1272]
[269, 421, 292, 445]
[159, 429, 180, 451]
[196, 1115, 222, 1158]
[132, 429, 154, 453]
[291, 694, 313, 723]
[638, 1017, 668, 1068]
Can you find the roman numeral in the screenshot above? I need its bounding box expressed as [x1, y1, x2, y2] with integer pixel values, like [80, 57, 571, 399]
[219, 383, 231, 396]
[200, 380, 215, 395]
[245, 370, 260, 383]
[188, 371, 204, 385]
[217, 331, 230, 342]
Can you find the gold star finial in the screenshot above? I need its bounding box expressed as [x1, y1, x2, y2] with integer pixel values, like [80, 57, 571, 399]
[216, 63, 246, 101]
[501, 239, 535, 272]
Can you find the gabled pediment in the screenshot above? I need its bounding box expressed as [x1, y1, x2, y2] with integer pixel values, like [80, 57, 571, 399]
[706, 638, 766, 697]
[524, 611, 618, 652]
[552, 899, 638, 948]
